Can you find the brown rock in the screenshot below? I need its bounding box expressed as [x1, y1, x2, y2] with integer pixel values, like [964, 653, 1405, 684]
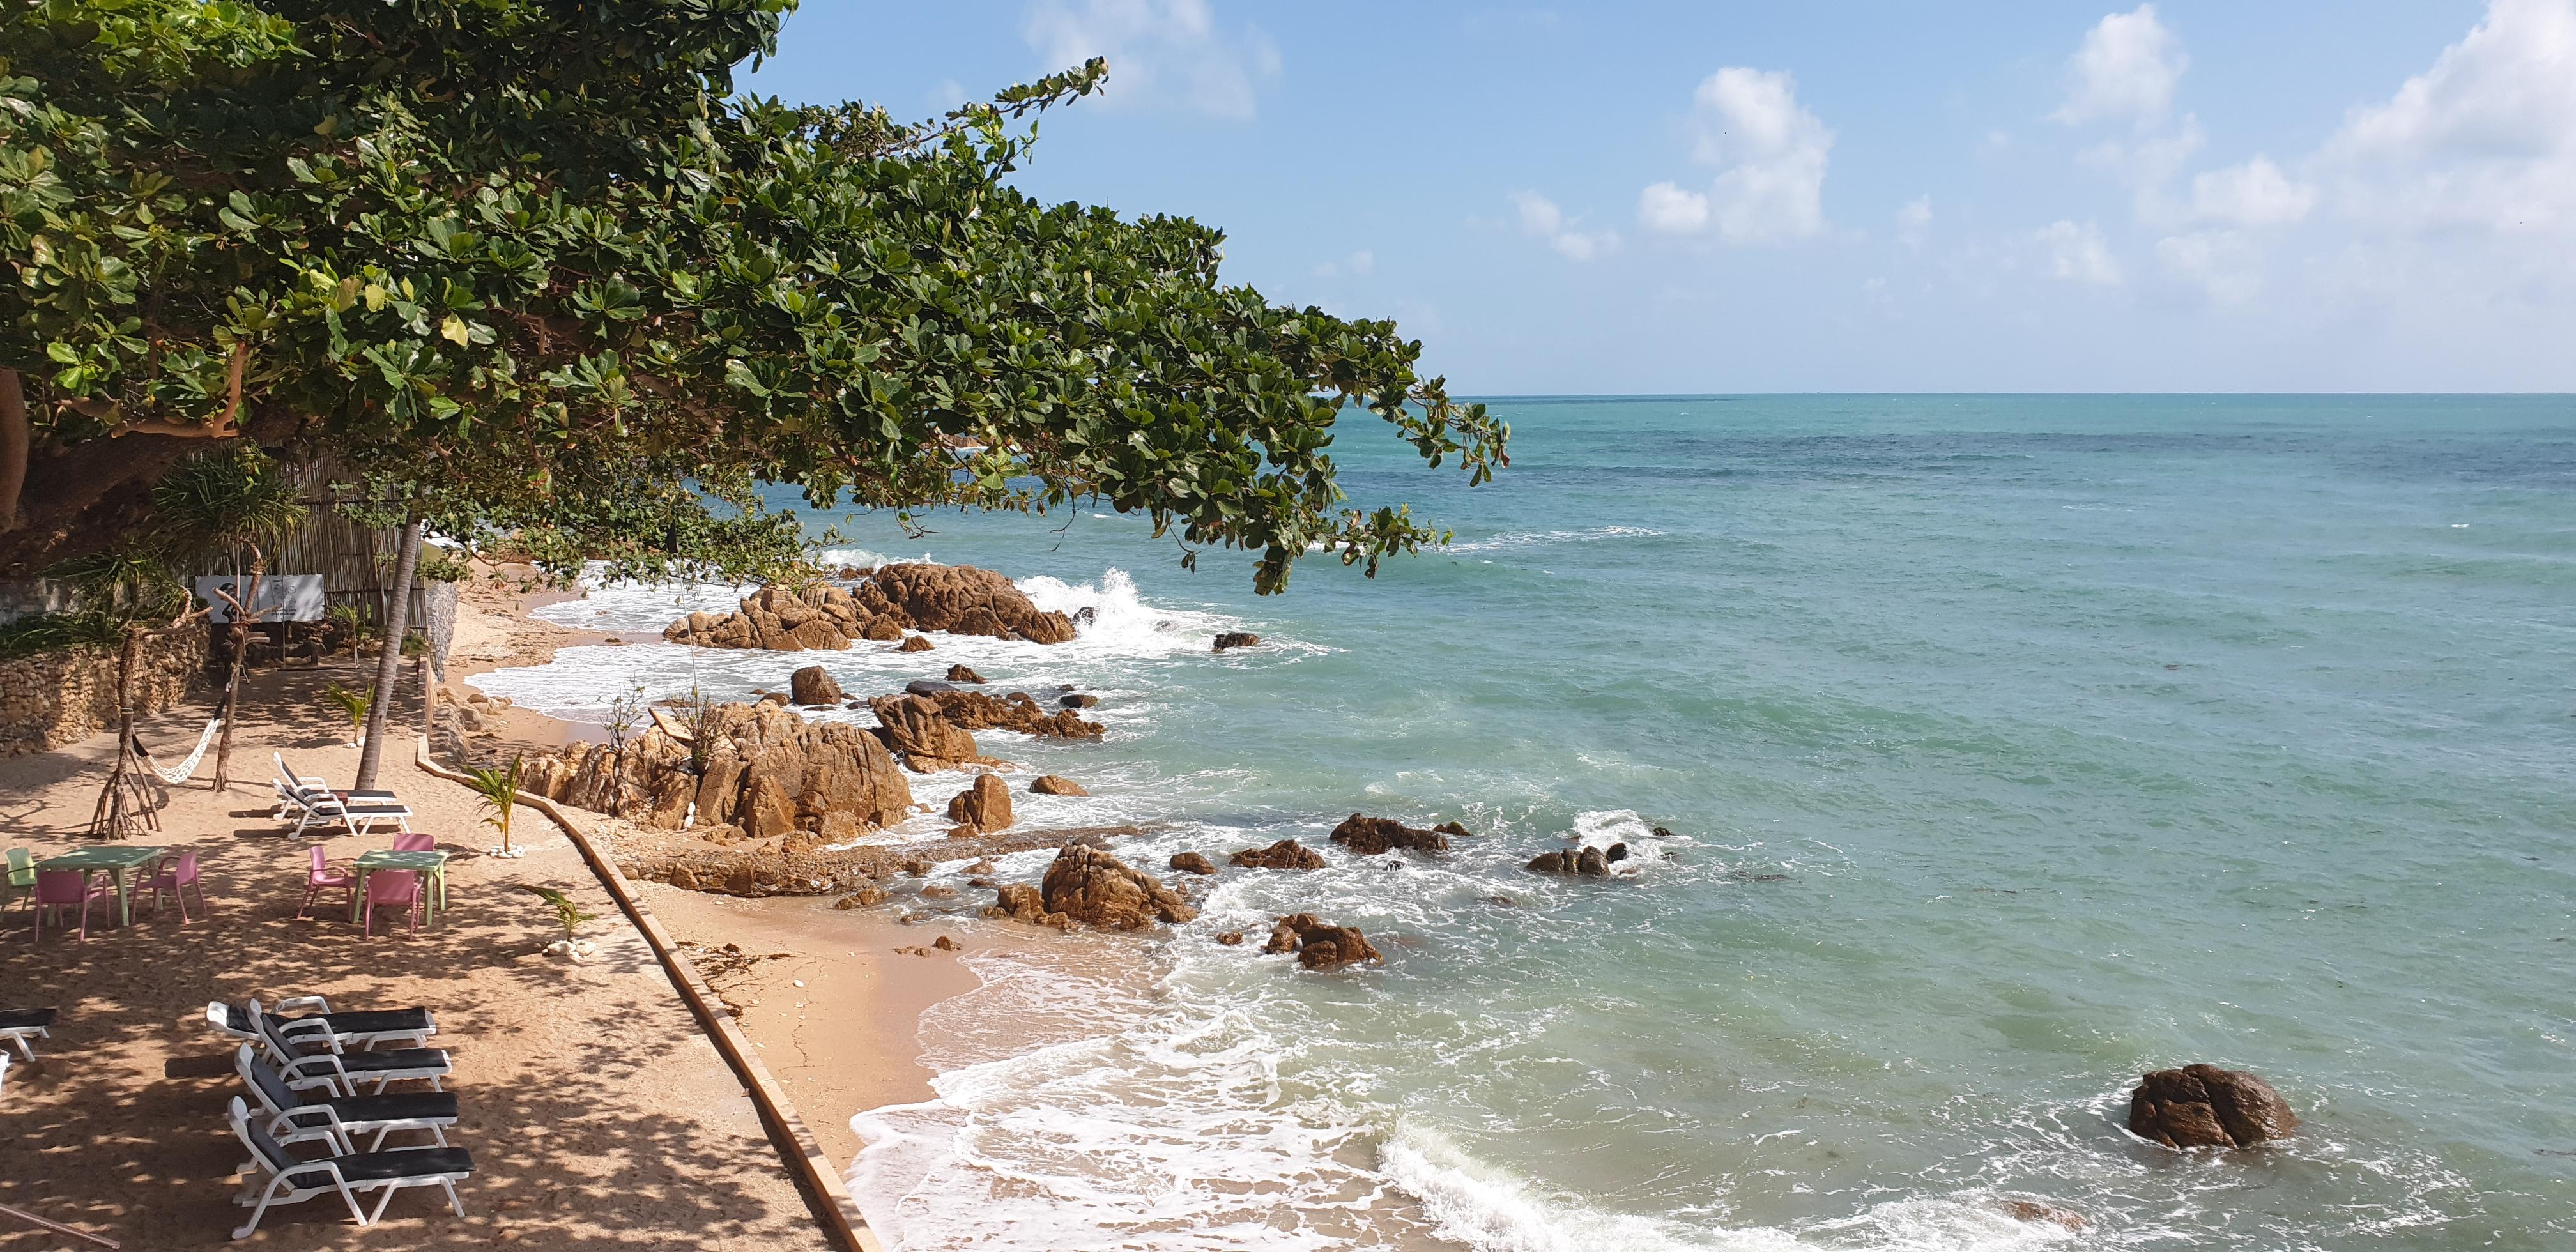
[1031, 774, 1089, 796]
[1169, 852, 1218, 875]
[946, 664, 986, 683]
[818, 811, 863, 844]
[1231, 839, 1328, 870]
[834, 886, 888, 909]
[1036, 844, 1197, 929]
[1216, 931, 1245, 946]
[946, 823, 979, 839]
[1575, 846, 1610, 876]
[868, 563, 1077, 644]
[921, 885, 958, 899]
[758, 691, 792, 706]
[2128, 1064, 2300, 1149]
[1991, 1200, 2088, 1230]
[898, 635, 935, 652]
[788, 618, 850, 651]
[1262, 913, 1382, 968]
[739, 774, 799, 840]
[946, 773, 1014, 832]
[1432, 821, 1471, 838]
[1213, 632, 1261, 651]
[870, 694, 982, 765]
[1329, 814, 1450, 855]
[790, 665, 844, 706]
[932, 935, 959, 951]
[984, 882, 1073, 931]
[924, 689, 1105, 740]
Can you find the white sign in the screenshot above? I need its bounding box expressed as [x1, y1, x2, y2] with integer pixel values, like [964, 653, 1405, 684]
[195, 574, 326, 623]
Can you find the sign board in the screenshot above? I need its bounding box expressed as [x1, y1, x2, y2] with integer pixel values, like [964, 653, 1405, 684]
[195, 574, 326, 623]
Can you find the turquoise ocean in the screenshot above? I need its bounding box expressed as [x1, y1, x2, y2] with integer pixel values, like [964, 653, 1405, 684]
[473, 395, 2575, 1250]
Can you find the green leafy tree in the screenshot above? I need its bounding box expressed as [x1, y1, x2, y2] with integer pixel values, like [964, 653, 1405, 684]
[463, 753, 524, 858]
[321, 680, 367, 745]
[150, 442, 303, 786]
[516, 884, 597, 944]
[1, 1, 1510, 786]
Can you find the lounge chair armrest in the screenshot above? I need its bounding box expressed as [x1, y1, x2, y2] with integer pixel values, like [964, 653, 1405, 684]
[264, 1106, 356, 1154]
[277, 995, 333, 1014]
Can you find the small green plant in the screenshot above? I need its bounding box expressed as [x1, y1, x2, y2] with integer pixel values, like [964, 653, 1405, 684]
[463, 753, 524, 856]
[322, 682, 371, 744]
[516, 883, 597, 941]
[326, 604, 370, 664]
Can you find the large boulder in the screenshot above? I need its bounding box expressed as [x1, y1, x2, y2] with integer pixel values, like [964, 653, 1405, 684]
[946, 774, 1013, 833]
[1261, 913, 1381, 969]
[864, 563, 1077, 644]
[1169, 852, 1217, 876]
[2128, 1065, 2299, 1149]
[868, 694, 985, 769]
[1031, 775, 1089, 796]
[519, 700, 910, 839]
[1330, 814, 1450, 855]
[946, 664, 986, 683]
[1230, 839, 1327, 870]
[790, 665, 843, 706]
[663, 581, 877, 651]
[1024, 844, 1196, 929]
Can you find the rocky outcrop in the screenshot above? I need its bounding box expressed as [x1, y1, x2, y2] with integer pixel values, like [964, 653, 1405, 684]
[1230, 839, 1327, 870]
[518, 700, 911, 839]
[946, 664, 985, 683]
[1213, 632, 1260, 652]
[982, 844, 1195, 931]
[1329, 814, 1450, 855]
[1031, 775, 1088, 796]
[662, 563, 1077, 652]
[1169, 852, 1217, 875]
[921, 689, 1105, 739]
[2128, 1065, 2299, 1149]
[1262, 913, 1381, 969]
[1526, 844, 1620, 876]
[867, 694, 989, 771]
[789, 664, 843, 706]
[946, 773, 1013, 833]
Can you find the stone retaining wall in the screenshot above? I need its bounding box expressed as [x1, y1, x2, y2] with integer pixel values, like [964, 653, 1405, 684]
[0, 628, 210, 756]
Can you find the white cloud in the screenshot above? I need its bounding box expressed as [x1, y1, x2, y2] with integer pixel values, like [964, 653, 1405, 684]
[1897, 196, 1933, 250]
[2054, 4, 2188, 128]
[1314, 249, 1376, 279]
[1023, 0, 1280, 119]
[1510, 191, 1620, 261]
[2037, 219, 2123, 285]
[2323, 0, 2576, 235]
[2191, 156, 2317, 227]
[1637, 182, 1710, 233]
[2155, 231, 2261, 303]
[1639, 68, 1834, 244]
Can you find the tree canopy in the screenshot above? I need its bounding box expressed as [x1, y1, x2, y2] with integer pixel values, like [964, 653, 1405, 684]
[0, 0, 1506, 592]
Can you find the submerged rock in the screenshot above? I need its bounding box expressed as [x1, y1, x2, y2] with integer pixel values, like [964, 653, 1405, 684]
[1169, 852, 1218, 875]
[898, 635, 935, 652]
[1031, 774, 1089, 796]
[2128, 1064, 2299, 1149]
[904, 679, 958, 697]
[922, 689, 1105, 740]
[1213, 632, 1261, 652]
[1330, 814, 1450, 855]
[1526, 846, 1616, 878]
[946, 664, 986, 683]
[1230, 839, 1328, 870]
[1262, 913, 1382, 970]
[1059, 692, 1099, 709]
[1991, 1199, 2088, 1230]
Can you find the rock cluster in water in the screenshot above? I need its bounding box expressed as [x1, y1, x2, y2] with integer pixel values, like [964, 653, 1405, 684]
[985, 844, 1198, 931]
[1213, 632, 1261, 652]
[1527, 843, 1627, 876]
[518, 699, 912, 841]
[663, 563, 1077, 651]
[2127, 1064, 2299, 1149]
[1230, 839, 1327, 869]
[1262, 913, 1381, 969]
[1330, 813, 1451, 855]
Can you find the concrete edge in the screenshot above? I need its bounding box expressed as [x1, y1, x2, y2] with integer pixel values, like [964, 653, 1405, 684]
[414, 739, 886, 1252]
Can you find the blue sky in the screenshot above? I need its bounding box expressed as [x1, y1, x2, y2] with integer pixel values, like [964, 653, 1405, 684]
[749, 2, 2576, 393]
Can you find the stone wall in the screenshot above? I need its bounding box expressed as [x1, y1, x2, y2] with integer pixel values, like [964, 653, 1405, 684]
[0, 628, 211, 756]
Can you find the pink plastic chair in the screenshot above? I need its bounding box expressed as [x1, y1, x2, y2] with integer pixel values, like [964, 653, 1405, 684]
[298, 846, 355, 920]
[143, 851, 208, 922]
[362, 870, 422, 938]
[32, 871, 111, 940]
[391, 833, 435, 853]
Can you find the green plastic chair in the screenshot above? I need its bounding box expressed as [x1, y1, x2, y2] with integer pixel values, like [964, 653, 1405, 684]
[3, 848, 33, 914]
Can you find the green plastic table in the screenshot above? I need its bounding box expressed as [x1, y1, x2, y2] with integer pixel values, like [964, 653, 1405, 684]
[351, 850, 449, 927]
[33, 846, 169, 928]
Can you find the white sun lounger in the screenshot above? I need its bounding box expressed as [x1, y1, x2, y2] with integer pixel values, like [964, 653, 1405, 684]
[236, 1044, 459, 1153]
[226, 1096, 473, 1239]
[276, 781, 414, 838]
[252, 1002, 450, 1097]
[0, 1007, 55, 1060]
[207, 998, 436, 1052]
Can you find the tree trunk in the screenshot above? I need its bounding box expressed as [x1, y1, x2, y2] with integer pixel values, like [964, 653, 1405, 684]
[0, 367, 26, 531]
[211, 550, 263, 789]
[90, 627, 146, 837]
[354, 516, 422, 790]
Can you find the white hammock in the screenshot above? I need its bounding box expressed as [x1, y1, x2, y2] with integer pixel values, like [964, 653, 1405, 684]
[141, 717, 224, 784]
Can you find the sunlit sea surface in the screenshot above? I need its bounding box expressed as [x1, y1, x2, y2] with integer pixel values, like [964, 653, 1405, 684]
[473, 396, 2576, 1251]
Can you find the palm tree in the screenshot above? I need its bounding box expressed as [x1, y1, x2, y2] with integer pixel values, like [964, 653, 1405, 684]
[464, 754, 525, 858]
[323, 682, 369, 747]
[151, 445, 305, 786]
